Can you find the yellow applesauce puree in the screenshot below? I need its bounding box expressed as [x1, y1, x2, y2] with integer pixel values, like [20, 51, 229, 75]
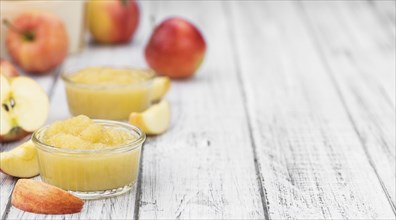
[43, 115, 136, 149]
[37, 115, 141, 192]
[63, 67, 154, 120]
[68, 67, 152, 85]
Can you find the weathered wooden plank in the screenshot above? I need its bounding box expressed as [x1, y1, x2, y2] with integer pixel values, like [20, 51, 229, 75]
[229, 1, 395, 219]
[5, 1, 153, 219]
[370, 0, 396, 29]
[137, 1, 264, 219]
[1, 70, 57, 218]
[302, 0, 396, 210]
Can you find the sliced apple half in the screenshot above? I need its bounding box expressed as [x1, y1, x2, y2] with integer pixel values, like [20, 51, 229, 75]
[0, 76, 49, 142]
[1, 74, 10, 103]
[0, 140, 39, 178]
[152, 77, 171, 102]
[129, 100, 171, 135]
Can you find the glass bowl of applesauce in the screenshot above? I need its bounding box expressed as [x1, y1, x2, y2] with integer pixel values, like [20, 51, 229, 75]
[61, 67, 155, 120]
[32, 115, 145, 200]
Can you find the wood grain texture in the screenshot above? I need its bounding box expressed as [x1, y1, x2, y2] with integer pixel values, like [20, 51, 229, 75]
[302, 0, 396, 210]
[1, 73, 56, 218]
[136, 1, 264, 219]
[1, 1, 395, 219]
[4, 1, 156, 219]
[228, 1, 395, 219]
[370, 0, 396, 34]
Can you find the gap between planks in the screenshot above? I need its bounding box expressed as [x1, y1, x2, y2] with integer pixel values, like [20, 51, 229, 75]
[1, 67, 61, 220]
[229, 1, 395, 219]
[298, 1, 396, 214]
[222, 1, 270, 219]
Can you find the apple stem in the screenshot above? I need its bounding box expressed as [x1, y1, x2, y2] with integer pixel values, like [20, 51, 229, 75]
[121, 0, 128, 6]
[2, 19, 35, 41]
[2, 19, 22, 34]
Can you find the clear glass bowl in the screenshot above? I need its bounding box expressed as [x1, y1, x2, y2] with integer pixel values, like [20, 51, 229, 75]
[32, 120, 146, 200]
[61, 67, 155, 120]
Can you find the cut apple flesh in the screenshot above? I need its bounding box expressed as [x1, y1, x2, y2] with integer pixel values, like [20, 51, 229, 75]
[152, 77, 171, 102]
[0, 140, 40, 178]
[1, 76, 49, 138]
[1, 74, 10, 103]
[1, 107, 12, 135]
[10, 77, 49, 132]
[129, 100, 170, 135]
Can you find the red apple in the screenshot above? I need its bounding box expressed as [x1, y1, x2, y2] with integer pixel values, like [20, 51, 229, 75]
[145, 17, 206, 79]
[87, 0, 140, 44]
[4, 12, 68, 74]
[0, 59, 19, 78]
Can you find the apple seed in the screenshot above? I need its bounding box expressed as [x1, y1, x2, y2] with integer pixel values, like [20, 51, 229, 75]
[2, 103, 10, 112]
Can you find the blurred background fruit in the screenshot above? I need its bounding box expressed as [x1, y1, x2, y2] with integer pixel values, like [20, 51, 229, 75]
[0, 59, 19, 78]
[145, 17, 206, 79]
[0, 1, 85, 58]
[87, 0, 140, 44]
[129, 100, 170, 135]
[151, 76, 171, 102]
[4, 12, 68, 74]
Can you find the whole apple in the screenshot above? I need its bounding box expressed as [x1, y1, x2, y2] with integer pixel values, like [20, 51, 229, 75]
[87, 0, 140, 44]
[145, 17, 206, 79]
[0, 59, 19, 78]
[5, 12, 68, 74]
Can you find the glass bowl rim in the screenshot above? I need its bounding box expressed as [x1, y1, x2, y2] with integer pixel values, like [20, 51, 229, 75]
[32, 119, 146, 154]
[61, 66, 156, 90]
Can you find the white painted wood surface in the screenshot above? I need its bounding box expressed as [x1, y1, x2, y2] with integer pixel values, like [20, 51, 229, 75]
[229, 1, 395, 219]
[302, 0, 396, 210]
[1, 1, 395, 219]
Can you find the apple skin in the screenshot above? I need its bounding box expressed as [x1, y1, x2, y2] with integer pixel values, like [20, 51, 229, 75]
[0, 128, 30, 143]
[145, 17, 206, 79]
[12, 179, 84, 214]
[87, 0, 140, 44]
[5, 12, 68, 74]
[0, 59, 19, 78]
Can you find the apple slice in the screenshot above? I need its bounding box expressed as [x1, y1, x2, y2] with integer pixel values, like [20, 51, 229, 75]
[11, 77, 49, 131]
[1, 76, 49, 142]
[152, 76, 171, 102]
[1, 74, 10, 103]
[0, 140, 39, 178]
[12, 179, 84, 214]
[0, 76, 13, 137]
[1, 107, 12, 137]
[129, 100, 170, 135]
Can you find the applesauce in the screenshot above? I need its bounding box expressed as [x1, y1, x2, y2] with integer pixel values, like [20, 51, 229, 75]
[32, 115, 145, 199]
[62, 67, 155, 120]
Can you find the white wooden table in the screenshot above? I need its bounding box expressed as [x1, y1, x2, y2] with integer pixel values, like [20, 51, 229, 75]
[1, 1, 395, 219]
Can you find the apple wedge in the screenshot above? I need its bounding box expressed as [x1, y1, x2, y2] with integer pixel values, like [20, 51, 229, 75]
[0, 75, 49, 142]
[152, 76, 171, 102]
[0, 140, 39, 178]
[12, 179, 84, 214]
[129, 100, 170, 135]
